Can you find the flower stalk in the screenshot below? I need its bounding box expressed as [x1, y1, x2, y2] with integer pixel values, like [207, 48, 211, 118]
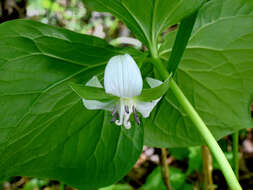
[152, 58, 242, 190]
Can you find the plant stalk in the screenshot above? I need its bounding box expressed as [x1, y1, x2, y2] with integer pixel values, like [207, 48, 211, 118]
[160, 148, 172, 190]
[232, 131, 239, 178]
[153, 58, 242, 190]
[202, 145, 214, 190]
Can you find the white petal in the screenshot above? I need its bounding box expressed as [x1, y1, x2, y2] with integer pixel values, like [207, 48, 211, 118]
[82, 99, 114, 111]
[82, 76, 113, 111]
[146, 77, 162, 88]
[86, 76, 103, 88]
[135, 77, 163, 118]
[104, 54, 143, 98]
[135, 99, 161, 118]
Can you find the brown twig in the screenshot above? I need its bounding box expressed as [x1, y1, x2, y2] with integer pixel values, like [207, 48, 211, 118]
[202, 145, 214, 190]
[160, 148, 172, 190]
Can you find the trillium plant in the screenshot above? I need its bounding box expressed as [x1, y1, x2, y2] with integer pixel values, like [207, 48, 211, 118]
[0, 0, 252, 190]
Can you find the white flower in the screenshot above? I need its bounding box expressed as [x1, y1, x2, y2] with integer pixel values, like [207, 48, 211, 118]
[82, 54, 163, 129]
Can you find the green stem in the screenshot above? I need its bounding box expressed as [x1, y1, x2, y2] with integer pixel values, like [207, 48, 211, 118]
[153, 58, 242, 190]
[232, 131, 239, 178]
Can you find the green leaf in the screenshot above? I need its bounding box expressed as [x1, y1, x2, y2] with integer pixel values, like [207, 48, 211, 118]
[167, 11, 198, 75]
[169, 148, 189, 160]
[135, 75, 171, 102]
[99, 184, 133, 190]
[159, 30, 178, 56]
[82, 0, 202, 53]
[23, 179, 49, 190]
[186, 146, 202, 175]
[140, 167, 193, 190]
[144, 0, 253, 147]
[0, 20, 144, 189]
[70, 82, 115, 101]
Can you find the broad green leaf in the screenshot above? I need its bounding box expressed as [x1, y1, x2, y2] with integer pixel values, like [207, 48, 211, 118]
[0, 20, 144, 190]
[193, 0, 253, 32]
[135, 76, 171, 102]
[159, 0, 253, 56]
[70, 82, 115, 101]
[144, 0, 253, 147]
[169, 148, 189, 160]
[82, 0, 202, 52]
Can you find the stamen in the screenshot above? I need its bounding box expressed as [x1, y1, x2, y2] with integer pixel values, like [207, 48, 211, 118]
[110, 112, 118, 123]
[124, 105, 129, 114]
[132, 106, 140, 126]
[111, 106, 117, 116]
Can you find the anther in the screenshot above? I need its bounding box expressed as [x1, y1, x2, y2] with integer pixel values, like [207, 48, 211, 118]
[124, 105, 129, 114]
[110, 112, 118, 123]
[111, 106, 117, 116]
[132, 106, 140, 126]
